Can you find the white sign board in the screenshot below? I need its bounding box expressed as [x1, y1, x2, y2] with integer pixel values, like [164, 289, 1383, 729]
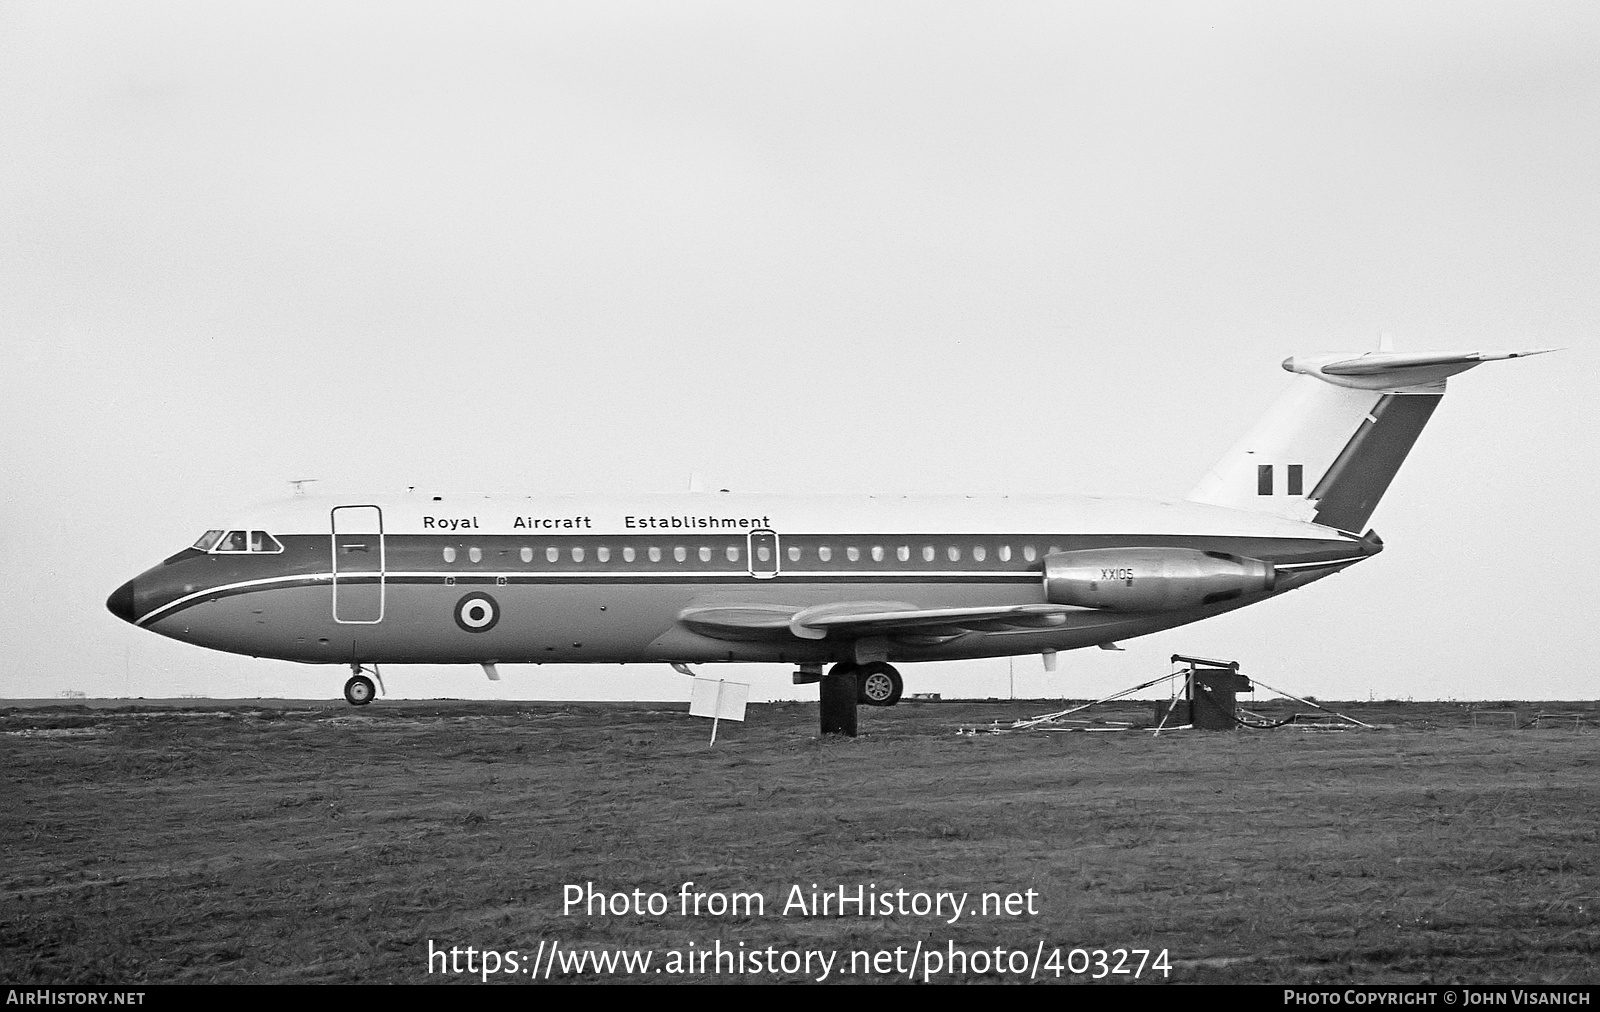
[689, 678, 749, 722]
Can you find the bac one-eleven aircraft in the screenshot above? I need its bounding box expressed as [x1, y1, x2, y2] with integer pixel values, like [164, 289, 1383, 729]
[108, 347, 1547, 735]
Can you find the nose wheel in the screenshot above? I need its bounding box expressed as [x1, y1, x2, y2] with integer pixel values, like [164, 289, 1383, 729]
[344, 664, 381, 706]
[344, 675, 375, 706]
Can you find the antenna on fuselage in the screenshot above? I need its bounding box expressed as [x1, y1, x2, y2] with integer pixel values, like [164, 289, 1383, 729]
[289, 478, 318, 496]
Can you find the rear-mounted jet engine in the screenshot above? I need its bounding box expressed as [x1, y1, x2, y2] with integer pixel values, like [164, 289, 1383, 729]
[1042, 548, 1276, 612]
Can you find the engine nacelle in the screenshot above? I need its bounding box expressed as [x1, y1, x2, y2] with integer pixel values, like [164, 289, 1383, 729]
[1042, 548, 1276, 612]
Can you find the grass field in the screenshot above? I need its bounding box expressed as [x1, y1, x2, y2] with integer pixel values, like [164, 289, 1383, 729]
[2, 698, 1596, 984]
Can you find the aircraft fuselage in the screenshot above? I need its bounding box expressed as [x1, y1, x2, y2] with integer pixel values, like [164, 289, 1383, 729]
[107, 492, 1373, 670]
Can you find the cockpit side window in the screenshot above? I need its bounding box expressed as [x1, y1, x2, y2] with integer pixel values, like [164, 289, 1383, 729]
[192, 530, 225, 552]
[250, 531, 284, 553]
[217, 530, 249, 552]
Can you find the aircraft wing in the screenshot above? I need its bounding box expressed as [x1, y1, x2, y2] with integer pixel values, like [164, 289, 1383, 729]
[678, 601, 1084, 642]
[675, 604, 798, 641]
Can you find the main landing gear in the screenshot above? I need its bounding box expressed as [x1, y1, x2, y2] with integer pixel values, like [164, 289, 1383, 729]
[856, 662, 904, 707]
[344, 663, 383, 706]
[812, 661, 904, 737]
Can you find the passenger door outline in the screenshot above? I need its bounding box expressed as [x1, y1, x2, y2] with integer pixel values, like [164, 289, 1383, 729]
[331, 505, 385, 623]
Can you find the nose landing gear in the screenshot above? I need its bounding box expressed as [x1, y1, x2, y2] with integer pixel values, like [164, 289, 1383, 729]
[343, 663, 383, 706]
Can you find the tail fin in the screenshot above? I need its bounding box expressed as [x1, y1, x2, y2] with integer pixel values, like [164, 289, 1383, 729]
[1188, 348, 1554, 533]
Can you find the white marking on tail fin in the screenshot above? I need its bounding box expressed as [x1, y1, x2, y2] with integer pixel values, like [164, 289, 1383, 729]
[1190, 376, 1383, 525]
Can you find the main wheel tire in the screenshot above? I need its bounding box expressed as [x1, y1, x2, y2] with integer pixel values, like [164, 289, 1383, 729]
[857, 662, 903, 707]
[344, 674, 376, 706]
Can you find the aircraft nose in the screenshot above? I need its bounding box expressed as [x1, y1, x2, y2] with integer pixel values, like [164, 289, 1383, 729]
[106, 579, 137, 624]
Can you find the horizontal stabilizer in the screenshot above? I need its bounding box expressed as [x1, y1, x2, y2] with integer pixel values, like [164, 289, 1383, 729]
[1283, 348, 1555, 391]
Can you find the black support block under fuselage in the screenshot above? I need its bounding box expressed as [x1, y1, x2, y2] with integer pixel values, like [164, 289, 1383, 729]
[819, 671, 858, 737]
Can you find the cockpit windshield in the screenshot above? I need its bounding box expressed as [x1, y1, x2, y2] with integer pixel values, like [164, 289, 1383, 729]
[195, 530, 285, 554]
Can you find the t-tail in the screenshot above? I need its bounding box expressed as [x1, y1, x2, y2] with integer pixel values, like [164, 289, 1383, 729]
[1189, 347, 1555, 533]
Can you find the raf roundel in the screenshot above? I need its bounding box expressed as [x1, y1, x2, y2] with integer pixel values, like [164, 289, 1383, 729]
[454, 592, 500, 633]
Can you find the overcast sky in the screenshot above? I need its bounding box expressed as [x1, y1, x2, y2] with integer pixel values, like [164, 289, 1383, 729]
[2, 2, 1596, 705]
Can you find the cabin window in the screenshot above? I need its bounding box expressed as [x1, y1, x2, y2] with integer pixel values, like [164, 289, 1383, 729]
[897, 546, 909, 562]
[1258, 464, 1274, 496]
[649, 546, 661, 562]
[1287, 464, 1304, 496]
[818, 546, 832, 562]
[1048, 545, 1061, 556]
[999, 545, 1012, 561]
[922, 545, 935, 563]
[871, 546, 884, 562]
[520, 547, 533, 563]
[571, 547, 585, 562]
[623, 546, 636, 562]
[756, 545, 771, 562]
[787, 546, 800, 562]
[1022, 545, 1037, 562]
[598, 546, 611, 562]
[443, 546, 457, 563]
[546, 547, 560, 563]
[673, 546, 687, 562]
[846, 547, 860, 562]
[699, 546, 712, 562]
[972, 545, 986, 562]
[469, 547, 482, 563]
[192, 530, 224, 552]
[725, 546, 740, 562]
[947, 545, 961, 562]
